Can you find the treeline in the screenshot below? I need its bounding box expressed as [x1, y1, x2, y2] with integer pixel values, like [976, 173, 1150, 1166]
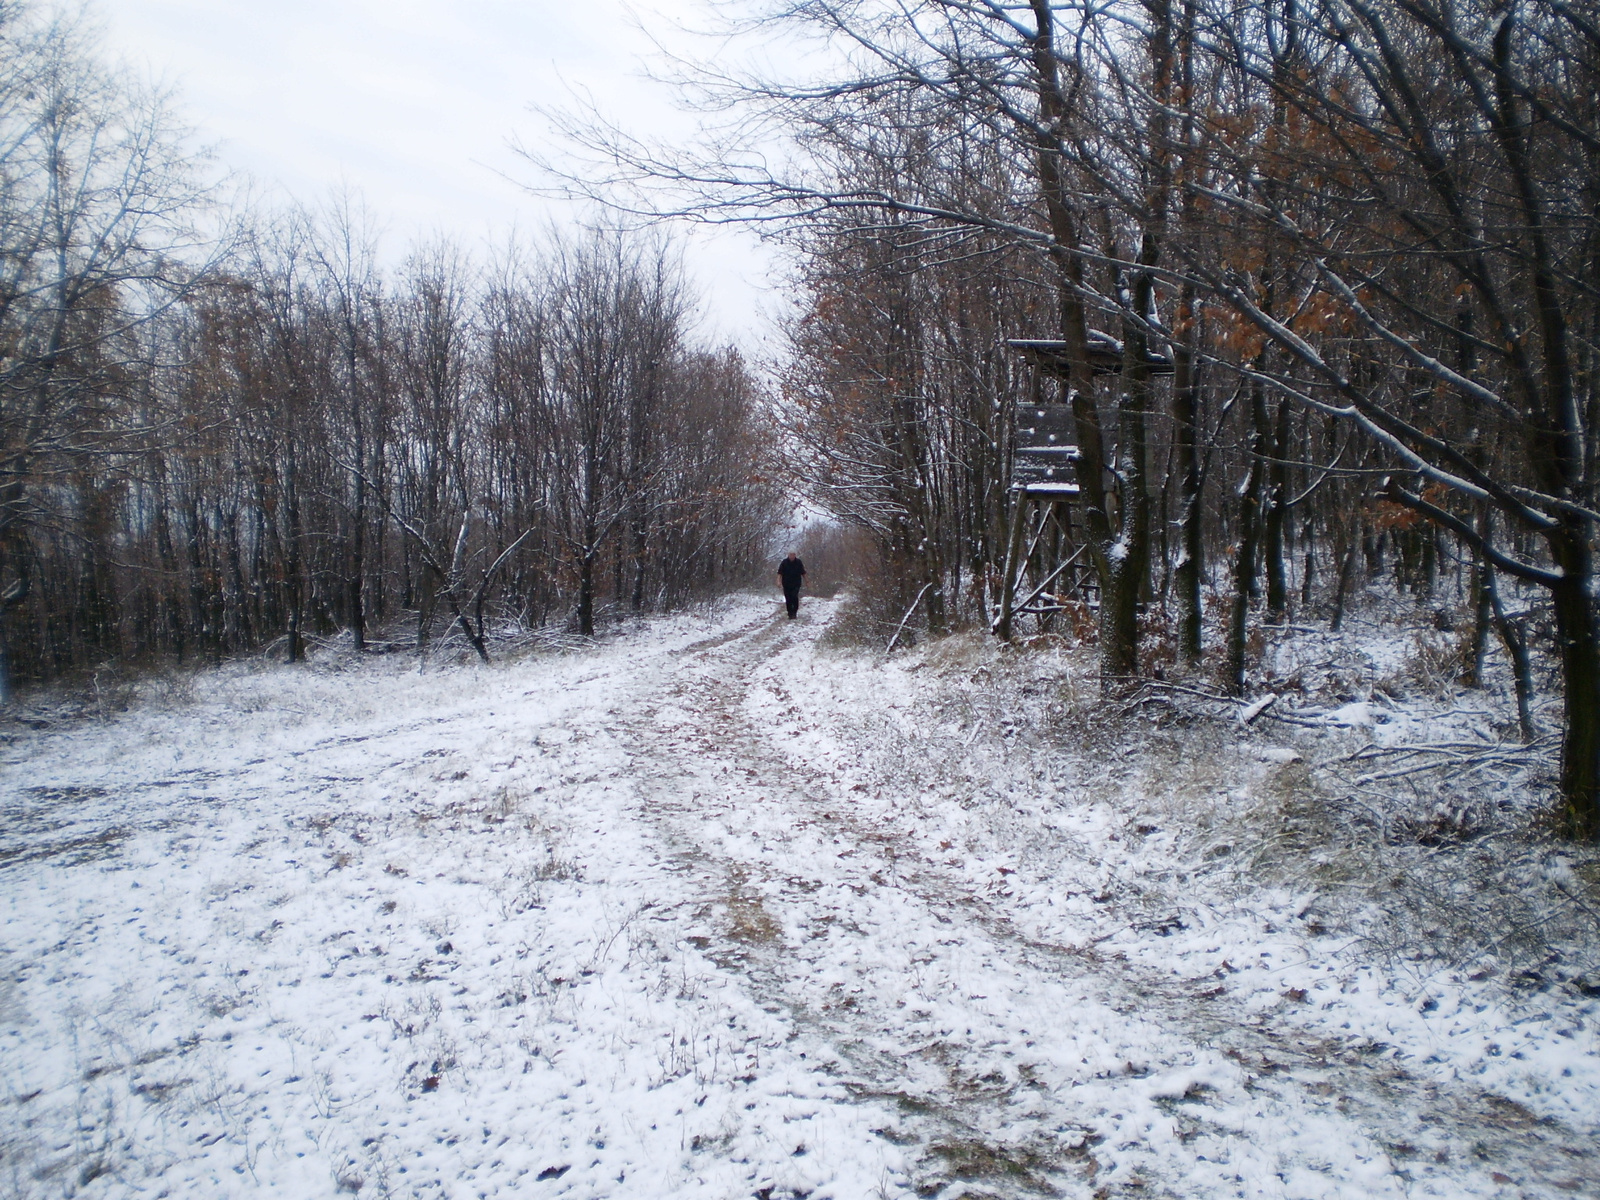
[778, 111, 1421, 660]
[0, 5, 777, 694]
[560, 0, 1599, 834]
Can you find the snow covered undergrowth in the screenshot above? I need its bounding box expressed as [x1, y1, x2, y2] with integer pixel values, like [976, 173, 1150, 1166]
[2, 593, 1597, 1199]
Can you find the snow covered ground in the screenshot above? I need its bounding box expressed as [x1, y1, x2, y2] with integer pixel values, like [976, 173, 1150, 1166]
[3, 593, 1597, 1199]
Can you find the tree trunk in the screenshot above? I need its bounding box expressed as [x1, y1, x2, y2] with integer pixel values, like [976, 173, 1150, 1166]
[1330, 531, 1360, 633]
[350, 439, 367, 651]
[0, 560, 29, 706]
[1486, 567, 1537, 744]
[1299, 519, 1316, 610]
[185, 499, 211, 659]
[996, 491, 1029, 641]
[1028, 0, 1130, 677]
[1547, 523, 1600, 837]
[222, 502, 250, 651]
[416, 588, 434, 669]
[285, 448, 305, 664]
[1171, 283, 1203, 664]
[579, 550, 596, 637]
[1221, 385, 1266, 694]
[1263, 396, 1290, 620]
[154, 483, 185, 662]
[1102, 301, 1155, 680]
[632, 523, 647, 612]
[1461, 508, 1494, 688]
[1461, 558, 1493, 689]
[1220, 477, 1259, 696]
[923, 536, 948, 635]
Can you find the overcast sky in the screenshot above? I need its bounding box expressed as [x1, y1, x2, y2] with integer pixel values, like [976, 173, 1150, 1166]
[99, 0, 782, 348]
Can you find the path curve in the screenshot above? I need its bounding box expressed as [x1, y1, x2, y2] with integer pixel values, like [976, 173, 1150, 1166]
[612, 599, 1600, 1199]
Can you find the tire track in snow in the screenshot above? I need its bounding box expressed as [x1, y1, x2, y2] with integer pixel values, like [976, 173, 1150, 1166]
[3, 605, 911, 1200]
[6, 598, 1592, 1198]
[621, 612, 1084, 1195]
[612, 600, 1599, 1199]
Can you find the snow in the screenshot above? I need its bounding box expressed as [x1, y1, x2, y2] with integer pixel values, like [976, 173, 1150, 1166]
[1238, 693, 1279, 724]
[1326, 700, 1377, 727]
[3, 593, 1598, 1198]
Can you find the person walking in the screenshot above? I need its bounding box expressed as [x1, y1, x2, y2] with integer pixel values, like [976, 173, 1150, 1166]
[777, 552, 807, 618]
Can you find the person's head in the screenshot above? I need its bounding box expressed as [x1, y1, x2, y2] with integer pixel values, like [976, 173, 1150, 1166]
[786, 552, 798, 560]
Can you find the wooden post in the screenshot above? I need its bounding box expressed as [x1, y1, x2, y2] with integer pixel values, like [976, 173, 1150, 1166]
[996, 488, 1030, 641]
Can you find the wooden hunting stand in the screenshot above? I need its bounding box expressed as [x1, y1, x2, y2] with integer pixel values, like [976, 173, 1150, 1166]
[994, 335, 1173, 641]
[993, 398, 1095, 640]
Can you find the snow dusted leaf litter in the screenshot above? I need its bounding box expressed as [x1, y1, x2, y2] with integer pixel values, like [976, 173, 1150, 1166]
[2, 593, 1597, 1198]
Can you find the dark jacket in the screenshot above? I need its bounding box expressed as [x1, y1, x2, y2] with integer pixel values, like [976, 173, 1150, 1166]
[777, 558, 807, 589]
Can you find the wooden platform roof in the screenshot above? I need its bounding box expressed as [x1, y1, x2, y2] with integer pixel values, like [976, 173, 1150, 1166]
[1007, 333, 1174, 377]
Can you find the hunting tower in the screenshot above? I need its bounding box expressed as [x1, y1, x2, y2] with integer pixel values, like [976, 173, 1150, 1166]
[996, 334, 1172, 640]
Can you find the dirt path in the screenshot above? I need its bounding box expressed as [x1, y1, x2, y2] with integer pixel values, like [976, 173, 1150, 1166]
[3, 595, 1594, 1199]
[610, 601, 1600, 1199]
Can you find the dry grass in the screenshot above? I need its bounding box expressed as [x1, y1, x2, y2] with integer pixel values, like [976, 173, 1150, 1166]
[834, 611, 1600, 1002]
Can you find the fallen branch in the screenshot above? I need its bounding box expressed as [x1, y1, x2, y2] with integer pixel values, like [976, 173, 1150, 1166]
[1239, 693, 1279, 724]
[885, 584, 933, 654]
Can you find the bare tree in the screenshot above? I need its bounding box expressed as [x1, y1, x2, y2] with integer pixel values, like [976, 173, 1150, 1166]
[0, 1, 219, 697]
[305, 193, 386, 651]
[1172, 0, 1600, 835]
[532, 231, 687, 636]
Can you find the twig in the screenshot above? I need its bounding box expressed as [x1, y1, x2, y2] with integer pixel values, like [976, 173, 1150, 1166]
[1350, 755, 1544, 785]
[1342, 739, 1555, 765]
[885, 584, 933, 654]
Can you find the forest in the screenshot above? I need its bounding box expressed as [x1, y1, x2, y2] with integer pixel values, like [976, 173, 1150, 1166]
[0, 4, 779, 695]
[554, 0, 1600, 839]
[5, 2, 1600, 1193]
[5, 0, 1599, 840]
